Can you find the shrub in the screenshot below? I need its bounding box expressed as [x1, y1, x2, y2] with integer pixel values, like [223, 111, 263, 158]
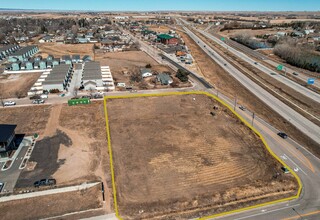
[145, 63, 152, 68]
[176, 69, 190, 82]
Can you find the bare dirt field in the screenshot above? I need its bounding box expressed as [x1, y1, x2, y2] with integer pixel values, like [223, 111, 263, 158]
[15, 102, 109, 188]
[147, 25, 172, 33]
[0, 105, 51, 135]
[107, 94, 297, 219]
[37, 43, 94, 58]
[0, 72, 42, 99]
[1, 184, 103, 220]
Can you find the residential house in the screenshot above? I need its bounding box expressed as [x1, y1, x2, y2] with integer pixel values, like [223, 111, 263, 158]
[8, 45, 39, 61]
[25, 61, 34, 70]
[62, 55, 72, 64]
[53, 58, 60, 67]
[39, 60, 47, 69]
[11, 62, 21, 71]
[157, 73, 173, 85]
[72, 55, 81, 63]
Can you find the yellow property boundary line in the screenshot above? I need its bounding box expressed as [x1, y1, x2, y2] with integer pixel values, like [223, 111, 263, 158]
[103, 91, 302, 220]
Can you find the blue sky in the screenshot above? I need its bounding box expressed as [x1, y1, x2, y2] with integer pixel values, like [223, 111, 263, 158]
[1, 0, 319, 11]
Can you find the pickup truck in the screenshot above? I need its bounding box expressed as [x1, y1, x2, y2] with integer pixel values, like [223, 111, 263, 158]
[34, 179, 56, 187]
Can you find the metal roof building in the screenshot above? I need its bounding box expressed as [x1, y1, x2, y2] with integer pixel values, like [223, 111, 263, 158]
[42, 64, 72, 91]
[82, 62, 103, 91]
[8, 45, 39, 61]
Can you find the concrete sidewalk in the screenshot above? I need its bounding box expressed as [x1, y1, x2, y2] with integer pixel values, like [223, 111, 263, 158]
[0, 182, 100, 202]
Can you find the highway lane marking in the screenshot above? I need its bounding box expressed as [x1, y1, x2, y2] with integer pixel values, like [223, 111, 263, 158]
[234, 204, 300, 220]
[284, 154, 307, 176]
[282, 210, 320, 220]
[282, 141, 315, 173]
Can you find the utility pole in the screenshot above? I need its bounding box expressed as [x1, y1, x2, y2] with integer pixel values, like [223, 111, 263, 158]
[292, 208, 303, 220]
[234, 94, 237, 111]
[251, 112, 255, 127]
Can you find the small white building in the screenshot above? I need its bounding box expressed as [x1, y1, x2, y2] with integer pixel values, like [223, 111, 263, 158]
[140, 68, 152, 78]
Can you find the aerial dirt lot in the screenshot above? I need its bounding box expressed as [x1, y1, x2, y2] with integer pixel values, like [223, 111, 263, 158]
[0, 72, 42, 99]
[147, 25, 172, 33]
[0, 184, 103, 220]
[107, 94, 297, 219]
[16, 102, 110, 189]
[0, 102, 111, 219]
[96, 50, 189, 89]
[37, 43, 94, 58]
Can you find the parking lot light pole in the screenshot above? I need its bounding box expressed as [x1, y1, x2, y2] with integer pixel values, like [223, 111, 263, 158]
[252, 112, 255, 127]
[234, 94, 237, 111]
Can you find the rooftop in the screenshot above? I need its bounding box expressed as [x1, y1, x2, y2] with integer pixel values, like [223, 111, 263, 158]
[0, 124, 17, 142]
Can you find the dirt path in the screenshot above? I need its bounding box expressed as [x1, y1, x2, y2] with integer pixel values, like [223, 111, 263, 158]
[42, 104, 62, 138]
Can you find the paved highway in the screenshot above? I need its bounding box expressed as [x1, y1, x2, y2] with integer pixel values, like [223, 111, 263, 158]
[177, 20, 320, 145]
[206, 28, 320, 89]
[194, 26, 320, 103]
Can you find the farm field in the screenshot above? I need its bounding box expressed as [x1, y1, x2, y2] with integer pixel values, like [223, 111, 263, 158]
[106, 94, 298, 219]
[0, 72, 42, 99]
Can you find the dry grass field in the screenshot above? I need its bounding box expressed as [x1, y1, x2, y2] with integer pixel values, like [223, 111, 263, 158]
[107, 94, 297, 219]
[0, 73, 42, 99]
[37, 43, 94, 58]
[147, 25, 172, 33]
[0, 105, 52, 135]
[0, 184, 103, 220]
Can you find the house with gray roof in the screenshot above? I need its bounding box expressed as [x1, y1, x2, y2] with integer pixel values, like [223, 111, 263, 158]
[157, 73, 173, 85]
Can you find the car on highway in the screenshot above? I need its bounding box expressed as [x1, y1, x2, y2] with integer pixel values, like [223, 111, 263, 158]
[239, 105, 246, 111]
[224, 63, 227, 66]
[292, 72, 299, 76]
[3, 101, 16, 106]
[32, 99, 45, 104]
[34, 179, 56, 187]
[254, 62, 258, 65]
[277, 132, 288, 139]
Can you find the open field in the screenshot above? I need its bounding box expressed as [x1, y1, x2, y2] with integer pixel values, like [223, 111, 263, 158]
[219, 28, 292, 38]
[0, 72, 42, 99]
[0, 102, 112, 214]
[37, 43, 94, 58]
[107, 94, 297, 219]
[15, 102, 109, 188]
[0, 105, 52, 135]
[95, 50, 190, 89]
[147, 25, 172, 33]
[0, 184, 103, 220]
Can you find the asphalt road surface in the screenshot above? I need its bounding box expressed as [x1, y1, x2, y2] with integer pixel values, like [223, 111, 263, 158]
[178, 20, 320, 145]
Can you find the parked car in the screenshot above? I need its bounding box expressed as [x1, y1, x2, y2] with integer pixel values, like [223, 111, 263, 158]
[277, 132, 288, 139]
[0, 182, 4, 192]
[30, 95, 41, 100]
[239, 105, 246, 111]
[40, 94, 48, 99]
[281, 167, 290, 174]
[93, 94, 103, 99]
[81, 95, 92, 99]
[34, 179, 56, 187]
[32, 99, 45, 104]
[4, 101, 16, 106]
